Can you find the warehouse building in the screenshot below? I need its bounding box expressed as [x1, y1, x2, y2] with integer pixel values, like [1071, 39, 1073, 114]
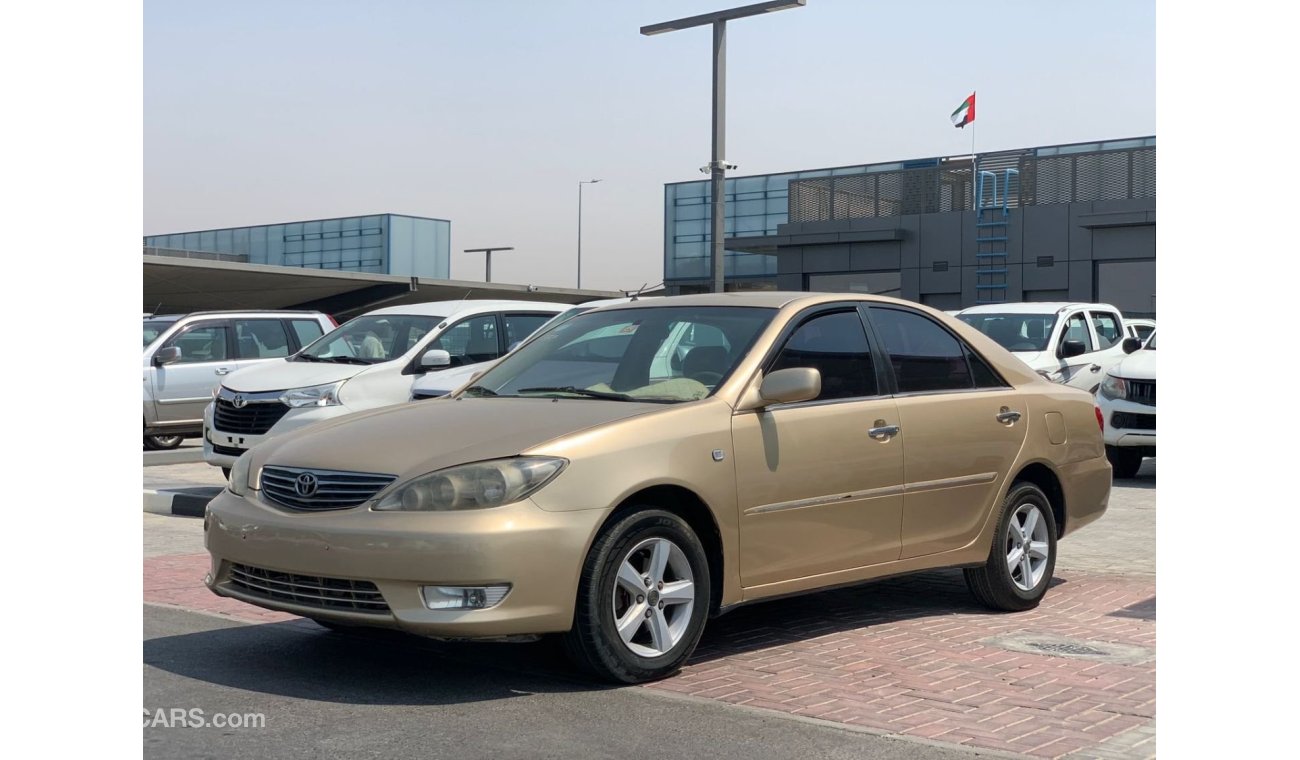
[662, 136, 1156, 317]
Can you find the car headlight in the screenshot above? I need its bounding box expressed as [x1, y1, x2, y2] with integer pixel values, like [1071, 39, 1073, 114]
[228, 452, 253, 496]
[1099, 373, 1127, 400]
[279, 381, 344, 408]
[374, 457, 567, 511]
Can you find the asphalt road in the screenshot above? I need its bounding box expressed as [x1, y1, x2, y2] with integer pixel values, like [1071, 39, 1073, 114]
[144, 605, 981, 760]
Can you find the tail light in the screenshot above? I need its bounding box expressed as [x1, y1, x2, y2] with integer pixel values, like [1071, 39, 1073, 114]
[1094, 405, 1104, 432]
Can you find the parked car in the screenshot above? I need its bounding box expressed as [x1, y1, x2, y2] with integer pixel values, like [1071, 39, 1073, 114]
[1124, 318, 1156, 344]
[206, 292, 1111, 683]
[409, 297, 642, 400]
[1096, 330, 1156, 478]
[203, 300, 568, 471]
[956, 302, 1140, 392]
[143, 311, 335, 450]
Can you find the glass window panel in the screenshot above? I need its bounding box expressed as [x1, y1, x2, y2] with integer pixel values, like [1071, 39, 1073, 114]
[233, 319, 291, 359]
[770, 310, 877, 400]
[430, 314, 500, 367]
[164, 323, 228, 364]
[290, 319, 324, 348]
[868, 307, 974, 393]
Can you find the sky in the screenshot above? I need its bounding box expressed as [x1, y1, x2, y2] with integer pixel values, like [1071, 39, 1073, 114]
[144, 0, 1155, 293]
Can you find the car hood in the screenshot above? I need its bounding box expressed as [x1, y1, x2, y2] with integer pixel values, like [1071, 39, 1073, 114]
[223, 358, 373, 392]
[1109, 350, 1156, 380]
[249, 397, 667, 481]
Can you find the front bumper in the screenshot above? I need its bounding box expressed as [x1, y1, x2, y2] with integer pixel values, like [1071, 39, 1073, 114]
[1098, 395, 1157, 449]
[202, 403, 355, 468]
[203, 488, 606, 638]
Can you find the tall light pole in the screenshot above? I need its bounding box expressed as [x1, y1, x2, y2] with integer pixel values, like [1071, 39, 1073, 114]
[464, 246, 513, 283]
[642, 0, 806, 294]
[577, 179, 601, 289]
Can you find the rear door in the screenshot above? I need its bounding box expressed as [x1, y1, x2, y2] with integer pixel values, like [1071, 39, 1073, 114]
[865, 305, 1028, 559]
[502, 311, 560, 351]
[232, 318, 294, 368]
[152, 319, 237, 424]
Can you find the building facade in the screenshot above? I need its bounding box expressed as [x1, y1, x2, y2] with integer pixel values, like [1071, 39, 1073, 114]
[144, 213, 451, 279]
[663, 137, 1156, 318]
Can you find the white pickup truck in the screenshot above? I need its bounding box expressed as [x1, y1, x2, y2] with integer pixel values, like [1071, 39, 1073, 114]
[956, 302, 1142, 393]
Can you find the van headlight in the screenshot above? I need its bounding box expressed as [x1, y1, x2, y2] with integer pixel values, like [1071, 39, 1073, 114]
[279, 381, 344, 408]
[374, 457, 567, 511]
[228, 452, 253, 496]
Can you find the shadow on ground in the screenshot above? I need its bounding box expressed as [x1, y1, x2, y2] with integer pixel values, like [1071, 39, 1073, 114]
[146, 568, 1067, 705]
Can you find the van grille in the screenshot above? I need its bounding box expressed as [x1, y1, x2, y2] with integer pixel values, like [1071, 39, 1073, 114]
[214, 398, 291, 435]
[260, 465, 396, 511]
[228, 563, 389, 614]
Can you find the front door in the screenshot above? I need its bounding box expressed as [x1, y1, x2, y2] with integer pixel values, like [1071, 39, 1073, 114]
[152, 320, 238, 425]
[733, 307, 905, 588]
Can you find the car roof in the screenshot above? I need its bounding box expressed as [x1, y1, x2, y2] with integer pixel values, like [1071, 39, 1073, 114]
[364, 300, 570, 318]
[958, 302, 1121, 315]
[146, 310, 325, 320]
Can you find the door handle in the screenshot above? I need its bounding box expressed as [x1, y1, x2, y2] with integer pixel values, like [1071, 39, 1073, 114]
[1089, 364, 1101, 373]
[868, 423, 900, 439]
[215, 367, 232, 375]
[996, 408, 1022, 424]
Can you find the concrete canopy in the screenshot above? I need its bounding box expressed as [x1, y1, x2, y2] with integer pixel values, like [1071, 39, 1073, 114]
[144, 256, 619, 320]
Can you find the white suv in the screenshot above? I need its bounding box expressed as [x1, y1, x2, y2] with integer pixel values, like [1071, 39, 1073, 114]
[956, 302, 1140, 392]
[202, 300, 566, 472]
[143, 311, 335, 450]
[1096, 330, 1156, 478]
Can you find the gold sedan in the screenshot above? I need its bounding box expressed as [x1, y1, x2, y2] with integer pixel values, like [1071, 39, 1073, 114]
[205, 293, 1110, 683]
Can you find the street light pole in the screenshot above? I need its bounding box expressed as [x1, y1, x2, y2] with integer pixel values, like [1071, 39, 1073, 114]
[577, 179, 601, 289]
[463, 246, 514, 283]
[642, 0, 806, 294]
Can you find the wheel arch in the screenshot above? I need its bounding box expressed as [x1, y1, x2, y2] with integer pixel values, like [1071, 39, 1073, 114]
[599, 484, 725, 617]
[1012, 461, 1067, 538]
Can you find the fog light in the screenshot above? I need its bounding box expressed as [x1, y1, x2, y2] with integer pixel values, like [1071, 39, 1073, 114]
[421, 584, 511, 610]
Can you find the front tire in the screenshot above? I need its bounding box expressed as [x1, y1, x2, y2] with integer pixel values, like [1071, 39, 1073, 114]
[965, 482, 1058, 612]
[1106, 445, 1143, 479]
[563, 509, 711, 684]
[144, 434, 184, 450]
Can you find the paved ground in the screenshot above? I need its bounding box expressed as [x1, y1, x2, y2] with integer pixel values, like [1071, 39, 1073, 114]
[144, 459, 1156, 759]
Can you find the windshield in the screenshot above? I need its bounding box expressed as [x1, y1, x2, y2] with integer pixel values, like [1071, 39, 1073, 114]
[143, 319, 177, 348]
[462, 306, 775, 403]
[297, 314, 442, 364]
[958, 313, 1057, 352]
[1144, 332, 1156, 350]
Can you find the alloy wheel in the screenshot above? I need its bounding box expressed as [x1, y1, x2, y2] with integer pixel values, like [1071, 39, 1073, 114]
[1005, 503, 1051, 592]
[610, 537, 695, 658]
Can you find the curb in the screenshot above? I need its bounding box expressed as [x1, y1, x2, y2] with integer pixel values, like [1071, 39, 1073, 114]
[144, 487, 222, 517]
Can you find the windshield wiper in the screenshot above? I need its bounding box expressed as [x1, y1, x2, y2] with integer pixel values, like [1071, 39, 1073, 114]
[516, 386, 635, 401]
[316, 356, 374, 365]
[293, 353, 323, 362]
[462, 385, 499, 397]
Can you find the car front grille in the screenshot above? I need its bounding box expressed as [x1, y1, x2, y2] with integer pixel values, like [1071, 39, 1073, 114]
[260, 465, 396, 511]
[1111, 411, 1156, 431]
[1125, 379, 1156, 406]
[214, 397, 291, 435]
[228, 563, 390, 614]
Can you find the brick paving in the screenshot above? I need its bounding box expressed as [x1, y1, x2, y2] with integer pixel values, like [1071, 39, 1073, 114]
[644, 568, 1155, 759]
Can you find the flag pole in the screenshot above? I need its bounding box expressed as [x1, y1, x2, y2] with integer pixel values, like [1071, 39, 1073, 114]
[971, 90, 977, 211]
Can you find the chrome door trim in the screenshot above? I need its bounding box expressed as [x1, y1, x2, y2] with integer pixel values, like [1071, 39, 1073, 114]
[903, 471, 999, 494]
[744, 484, 905, 516]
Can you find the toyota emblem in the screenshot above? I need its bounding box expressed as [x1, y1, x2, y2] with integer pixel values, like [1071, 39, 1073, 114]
[294, 472, 319, 497]
[232, 394, 248, 409]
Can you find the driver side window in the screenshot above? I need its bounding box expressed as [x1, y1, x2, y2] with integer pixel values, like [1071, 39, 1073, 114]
[430, 315, 500, 367]
[1061, 313, 1094, 355]
[769, 310, 877, 401]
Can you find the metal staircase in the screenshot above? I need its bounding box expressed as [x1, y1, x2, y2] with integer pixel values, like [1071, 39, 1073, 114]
[974, 167, 1019, 304]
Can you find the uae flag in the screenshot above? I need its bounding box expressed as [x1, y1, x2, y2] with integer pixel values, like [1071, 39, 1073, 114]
[951, 92, 975, 128]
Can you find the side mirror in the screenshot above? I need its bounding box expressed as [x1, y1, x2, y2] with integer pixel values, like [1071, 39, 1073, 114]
[1059, 340, 1087, 359]
[1121, 337, 1142, 354]
[758, 367, 821, 406]
[419, 349, 452, 369]
[153, 346, 181, 366]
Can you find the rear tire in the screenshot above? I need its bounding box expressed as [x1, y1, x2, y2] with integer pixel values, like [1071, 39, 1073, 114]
[965, 482, 1058, 612]
[144, 434, 184, 450]
[1106, 445, 1143, 479]
[563, 509, 710, 684]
